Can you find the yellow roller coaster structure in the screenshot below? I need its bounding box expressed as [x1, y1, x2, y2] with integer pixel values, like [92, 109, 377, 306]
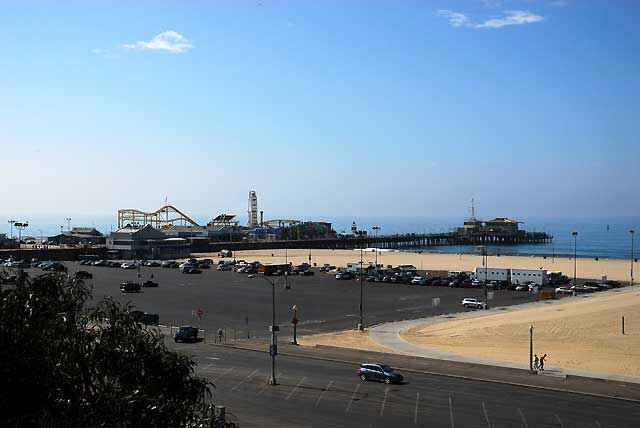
[117, 206, 200, 230]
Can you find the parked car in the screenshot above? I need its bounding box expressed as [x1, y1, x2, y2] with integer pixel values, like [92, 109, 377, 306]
[357, 363, 404, 384]
[555, 287, 573, 295]
[162, 261, 179, 268]
[300, 270, 315, 276]
[92, 260, 108, 266]
[120, 281, 141, 293]
[145, 261, 161, 267]
[461, 298, 486, 309]
[108, 261, 122, 268]
[410, 276, 424, 285]
[179, 262, 196, 270]
[217, 264, 233, 271]
[335, 272, 352, 280]
[140, 280, 159, 288]
[174, 326, 199, 343]
[182, 267, 202, 274]
[75, 270, 93, 279]
[121, 263, 137, 270]
[43, 263, 67, 272]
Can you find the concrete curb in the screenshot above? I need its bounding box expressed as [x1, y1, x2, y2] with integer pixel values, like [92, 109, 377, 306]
[214, 342, 640, 404]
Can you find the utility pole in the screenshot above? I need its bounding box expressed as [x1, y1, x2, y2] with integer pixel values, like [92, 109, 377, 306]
[66, 217, 72, 232]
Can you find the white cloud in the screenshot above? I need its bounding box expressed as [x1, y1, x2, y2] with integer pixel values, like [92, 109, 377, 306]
[436, 9, 543, 29]
[550, 0, 568, 7]
[435, 10, 470, 27]
[122, 31, 193, 53]
[476, 10, 544, 28]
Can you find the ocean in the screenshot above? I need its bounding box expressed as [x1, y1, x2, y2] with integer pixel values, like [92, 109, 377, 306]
[3, 215, 638, 260]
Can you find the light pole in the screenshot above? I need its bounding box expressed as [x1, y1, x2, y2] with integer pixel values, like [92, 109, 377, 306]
[291, 304, 299, 345]
[477, 246, 488, 308]
[7, 220, 16, 239]
[358, 246, 364, 330]
[529, 324, 534, 372]
[372, 226, 381, 266]
[572, 232, 578, 286]
[15, 222, 29, 244]
[248, 274, 280, 385]
[631, 229, 635, 287]
[66, 217, 72, 232]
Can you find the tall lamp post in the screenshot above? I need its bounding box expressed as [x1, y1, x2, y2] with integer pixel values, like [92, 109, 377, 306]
[631, 229, 635, 287]
[572, 232, 578, 286]
[248, 274, 281, 385]
[477, 246, 488, 308]
[291, 305, 299, 345]
[7, 220, 16, 239]
[372, 226, 381, 266]
[15, 222, 29, 244]
[358, 246, 364, 330]
[66, 217, 72, 232]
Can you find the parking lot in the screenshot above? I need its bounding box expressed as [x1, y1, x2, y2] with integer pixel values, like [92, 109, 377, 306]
[18, 260, 540, 339]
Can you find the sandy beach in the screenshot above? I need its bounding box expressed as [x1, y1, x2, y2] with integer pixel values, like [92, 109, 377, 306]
[400, 287, 640, 377]
[203, 249, 636, 283]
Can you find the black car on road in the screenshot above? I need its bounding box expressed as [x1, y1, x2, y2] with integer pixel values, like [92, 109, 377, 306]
[357, 363, 404, 384]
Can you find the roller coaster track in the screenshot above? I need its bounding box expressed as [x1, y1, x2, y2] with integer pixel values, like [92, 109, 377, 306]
[117, 205, 200, 229]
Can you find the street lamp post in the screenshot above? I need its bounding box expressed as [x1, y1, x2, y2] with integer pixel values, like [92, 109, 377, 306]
[529, 324, 534, 372]
[7, 220, 16, 239]
[572, 232, 578, 286]
[66, 217, 72, 232]
[631, 230, 635, 287]
[15, 222, 29, 245]
[478, 246, 488, 308]
[248, 274, 280, 385]
[291, 305, 299, 345]
[372, 226, 381, 266]
[358, 246, 364, 330]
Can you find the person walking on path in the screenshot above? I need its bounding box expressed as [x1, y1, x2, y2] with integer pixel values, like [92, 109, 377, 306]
[533, 354, 539, 372]
[217, 328, 224, 343]
[539, 354, 547, 371]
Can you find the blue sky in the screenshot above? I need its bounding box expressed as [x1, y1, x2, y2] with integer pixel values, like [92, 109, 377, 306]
[1, 0, 639, 224]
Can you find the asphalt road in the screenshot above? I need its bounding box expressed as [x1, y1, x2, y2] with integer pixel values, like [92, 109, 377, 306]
[43, 262, 539, 338]
[173, 343, 640, 428]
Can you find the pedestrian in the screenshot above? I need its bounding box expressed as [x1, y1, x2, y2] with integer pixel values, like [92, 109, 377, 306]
[539, 354, 547, 371]
[217, 328, 224, 343]
[533, 354, 539, 371]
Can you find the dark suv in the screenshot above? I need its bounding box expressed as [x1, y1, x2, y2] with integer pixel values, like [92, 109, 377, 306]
[357, 363, 404, 384]
[120, 281, 141, 293]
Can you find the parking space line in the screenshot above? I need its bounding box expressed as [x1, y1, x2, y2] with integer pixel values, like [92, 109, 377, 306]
[449, 397, 455, 428]
[380, 387, 389, 417]
[517, 408, 530, 428]
[414, 392, 419, 424]
[315, 381, 333, 407]
[595, 421, 604, 428]
[555, 414, 566, 428]
[231, 369, 258, 392]
[286, 377, 306, 400]
[212, 367, 234, 383]
[482, 402, 492, 428]
[346, 384, 360, 412]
